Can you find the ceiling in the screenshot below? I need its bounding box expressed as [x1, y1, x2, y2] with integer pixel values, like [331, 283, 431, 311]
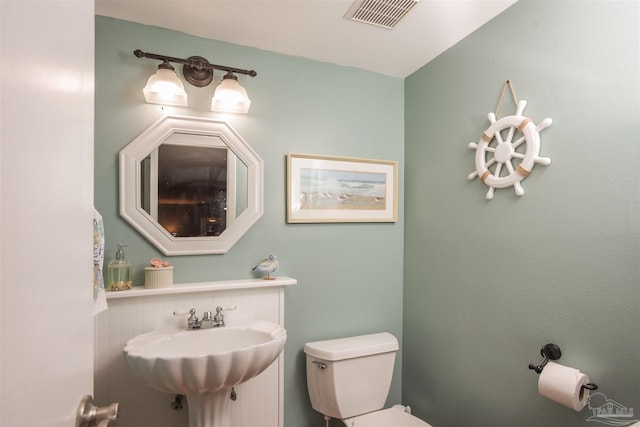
[95, 0, 517, 78]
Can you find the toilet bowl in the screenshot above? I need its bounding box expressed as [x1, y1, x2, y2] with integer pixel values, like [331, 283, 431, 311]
[304, 333, 433, 427]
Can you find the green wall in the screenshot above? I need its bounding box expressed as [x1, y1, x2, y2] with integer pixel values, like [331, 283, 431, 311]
[95, 17, 405, 427]
[403, 1, 639, 426]
[98, 1, 640, 426]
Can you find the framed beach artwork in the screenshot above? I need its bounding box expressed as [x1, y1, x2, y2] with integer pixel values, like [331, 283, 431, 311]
[286, 153, 398, 223]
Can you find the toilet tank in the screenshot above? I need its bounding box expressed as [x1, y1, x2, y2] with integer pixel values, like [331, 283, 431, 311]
[304, 333, 399, 420]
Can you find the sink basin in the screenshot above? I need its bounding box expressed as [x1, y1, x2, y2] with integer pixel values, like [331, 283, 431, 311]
[123, 320, 286, 427]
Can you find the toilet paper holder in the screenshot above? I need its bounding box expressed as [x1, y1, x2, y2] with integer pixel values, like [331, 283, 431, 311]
[528, 343, 598, 391]
[528, 343, 562, 373]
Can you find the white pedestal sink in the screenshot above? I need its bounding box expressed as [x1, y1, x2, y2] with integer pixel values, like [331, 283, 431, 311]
[123, 321, 287, 427]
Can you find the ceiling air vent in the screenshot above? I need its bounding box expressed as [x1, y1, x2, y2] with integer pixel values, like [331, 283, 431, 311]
[344, 0, 420, 30]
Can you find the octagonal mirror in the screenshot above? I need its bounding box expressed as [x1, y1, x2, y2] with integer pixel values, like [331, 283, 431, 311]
[119, 115, 263, 255]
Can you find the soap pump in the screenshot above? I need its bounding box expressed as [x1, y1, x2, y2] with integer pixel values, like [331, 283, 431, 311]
[107, 243, 132, 291]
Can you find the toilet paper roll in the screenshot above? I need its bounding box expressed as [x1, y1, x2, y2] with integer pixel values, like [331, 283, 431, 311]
[538, 361, 591, 411]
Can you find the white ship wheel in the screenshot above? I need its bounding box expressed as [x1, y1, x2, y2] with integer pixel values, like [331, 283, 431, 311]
[468, 99, 552, 200]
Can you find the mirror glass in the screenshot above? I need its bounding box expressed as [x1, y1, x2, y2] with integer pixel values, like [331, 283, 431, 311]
[140, 134, 244, 237]
[120, 116, 263, 255]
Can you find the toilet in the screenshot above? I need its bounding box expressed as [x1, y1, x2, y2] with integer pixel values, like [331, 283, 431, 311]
[304, 332, 432, 427]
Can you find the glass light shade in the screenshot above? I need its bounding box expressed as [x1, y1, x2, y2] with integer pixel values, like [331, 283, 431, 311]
[143, 68, 188, 107]
[211, 78, 251, 113]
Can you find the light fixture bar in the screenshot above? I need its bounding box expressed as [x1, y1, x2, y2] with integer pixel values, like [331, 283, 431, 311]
[134, 49, 257, 81]
[134, 49, 256, 113]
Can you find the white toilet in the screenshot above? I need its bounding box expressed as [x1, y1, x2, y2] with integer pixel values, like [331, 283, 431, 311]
[304, 332, 433, 427]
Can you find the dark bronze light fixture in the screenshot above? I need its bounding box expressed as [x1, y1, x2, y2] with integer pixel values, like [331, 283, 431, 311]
[134, 49, 257, 113]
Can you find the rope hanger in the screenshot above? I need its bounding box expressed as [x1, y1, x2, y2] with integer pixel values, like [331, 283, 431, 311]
[495, 79, 519, 118]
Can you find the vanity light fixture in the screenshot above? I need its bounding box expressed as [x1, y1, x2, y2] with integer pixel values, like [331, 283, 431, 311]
[142, 60, 188, 107]
[134, 49, 257, 113]
[211, 72, 252, 114]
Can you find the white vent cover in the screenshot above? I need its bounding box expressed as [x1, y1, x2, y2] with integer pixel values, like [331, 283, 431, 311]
[344, 0, 420, 29]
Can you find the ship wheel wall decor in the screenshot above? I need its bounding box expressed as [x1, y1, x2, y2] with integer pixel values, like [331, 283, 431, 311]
[468, 99, 552, 200]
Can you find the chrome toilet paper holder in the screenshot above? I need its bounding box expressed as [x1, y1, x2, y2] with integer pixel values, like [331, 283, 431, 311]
[528, 343, 598, 391]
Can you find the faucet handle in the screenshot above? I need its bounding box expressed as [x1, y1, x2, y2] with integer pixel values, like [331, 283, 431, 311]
[212, 305, 237, 327]
[214, 305, 237, 317]
[214, 307, 225, 326]
[173, 308, 196, 317]
[173, 308, 199, 329]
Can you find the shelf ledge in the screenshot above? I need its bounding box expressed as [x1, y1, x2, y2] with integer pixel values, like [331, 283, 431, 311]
[106, 276, 297, 299]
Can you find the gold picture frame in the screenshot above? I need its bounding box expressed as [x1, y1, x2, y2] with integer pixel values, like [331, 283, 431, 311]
[287, 153, 398, 223]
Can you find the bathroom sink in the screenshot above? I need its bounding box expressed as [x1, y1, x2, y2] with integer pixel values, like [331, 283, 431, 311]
[123, 320, 287, 396]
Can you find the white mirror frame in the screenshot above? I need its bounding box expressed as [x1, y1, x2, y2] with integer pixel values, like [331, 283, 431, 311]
[119, 115, 263, 255]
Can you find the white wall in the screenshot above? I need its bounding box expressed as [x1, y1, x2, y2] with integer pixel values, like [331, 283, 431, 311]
[0, 0, 95, 425]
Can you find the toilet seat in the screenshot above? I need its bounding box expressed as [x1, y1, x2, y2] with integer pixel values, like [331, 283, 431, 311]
[348, 408, 432, 427]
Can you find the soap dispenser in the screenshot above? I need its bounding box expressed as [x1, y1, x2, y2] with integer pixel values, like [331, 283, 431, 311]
[107, 243, 132, 291]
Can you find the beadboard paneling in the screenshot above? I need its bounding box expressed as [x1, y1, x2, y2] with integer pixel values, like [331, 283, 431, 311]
[95, 285, 288, 427]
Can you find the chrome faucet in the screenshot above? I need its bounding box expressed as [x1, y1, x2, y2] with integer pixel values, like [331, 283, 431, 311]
[175, 306, 234, 330]
[213, 306, 226, 327]
[200, 307, 225, 328]
[186, 308, 200, 330]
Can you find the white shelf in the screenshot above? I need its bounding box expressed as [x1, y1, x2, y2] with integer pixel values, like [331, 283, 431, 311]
[106, 276, 297, 299]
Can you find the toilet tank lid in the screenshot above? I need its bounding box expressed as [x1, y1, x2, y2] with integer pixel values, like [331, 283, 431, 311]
[304, 332, 399, 361]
